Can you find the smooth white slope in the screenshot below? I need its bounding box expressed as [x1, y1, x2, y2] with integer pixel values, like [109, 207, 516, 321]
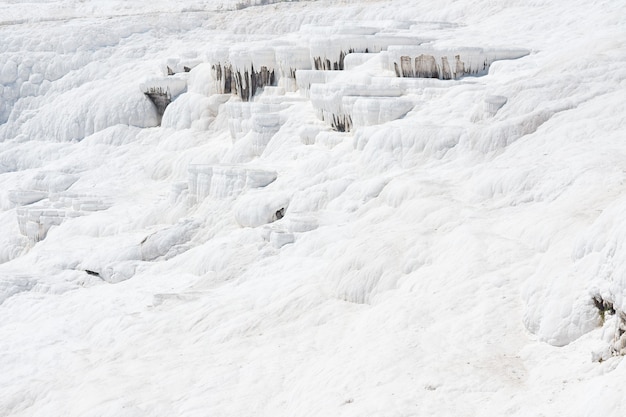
[1, 0, 626, 416]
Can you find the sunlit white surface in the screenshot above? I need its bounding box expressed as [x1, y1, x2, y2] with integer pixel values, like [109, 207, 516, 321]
[1, 0, 626, 416]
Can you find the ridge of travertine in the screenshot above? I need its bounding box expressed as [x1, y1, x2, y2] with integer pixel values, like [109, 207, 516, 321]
[1, 1, 626, 415]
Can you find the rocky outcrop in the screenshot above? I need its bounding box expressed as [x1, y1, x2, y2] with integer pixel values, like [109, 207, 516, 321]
[140, 77, 187, 124]
[389, 46, 530, 80]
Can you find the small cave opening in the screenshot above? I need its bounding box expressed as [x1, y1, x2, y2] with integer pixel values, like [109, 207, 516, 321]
[144, 86, 171, 125]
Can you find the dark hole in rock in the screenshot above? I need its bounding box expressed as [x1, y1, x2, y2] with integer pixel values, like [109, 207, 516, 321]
[85, 270, 101, 277]
[593, 295, 616, 316]
[183, 66, 191, 73]
[275, 207, 285, 220]
[144, 86, 171, 125]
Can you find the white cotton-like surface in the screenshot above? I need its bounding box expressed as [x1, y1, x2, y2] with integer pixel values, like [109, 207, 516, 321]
[188, 164, 278, 201]
[275, 45, 311, 91]
[300, 24, 379, 36]
[310, 82, 403, 131]
[225, 97, 299, 158]
[161, 92, 224, 130]
[347, 96, 415, 128]
[2, 79, 159, 142]
[1, 0, 626, 416]
[295, 69, 343, 95]
[229, 44, 276, 72]
[186, 63, 217, 96]
[342, 53, 376, 70]
[234, 190, 290, 228]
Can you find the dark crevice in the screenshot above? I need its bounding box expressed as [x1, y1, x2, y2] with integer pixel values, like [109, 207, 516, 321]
[144, 86, 171, 125]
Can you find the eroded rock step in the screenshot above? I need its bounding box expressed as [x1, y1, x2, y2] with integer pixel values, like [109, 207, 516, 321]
[187, 164, 277, 202]
[387, 46, 529, 79]
[16, 193, 111, 243]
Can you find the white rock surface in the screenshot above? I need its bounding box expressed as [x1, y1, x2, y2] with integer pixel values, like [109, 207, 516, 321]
[1, 1, 625, 416]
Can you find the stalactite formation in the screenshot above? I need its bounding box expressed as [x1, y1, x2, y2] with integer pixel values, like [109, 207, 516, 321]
[390, 48, 529, 80]
[212, 63, 234, 94]
[233, 65, 276, 102]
